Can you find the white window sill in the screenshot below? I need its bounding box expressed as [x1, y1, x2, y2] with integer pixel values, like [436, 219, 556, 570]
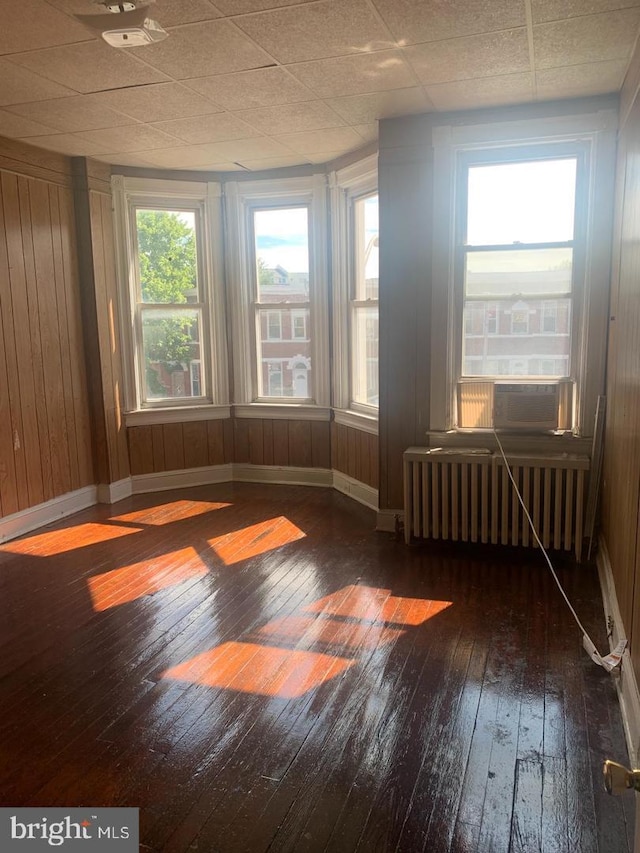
[333, 408, 379, 436]
[234, 403, 331, 421]
[125, 405, 231, 427]
[427, 429, 591, 455]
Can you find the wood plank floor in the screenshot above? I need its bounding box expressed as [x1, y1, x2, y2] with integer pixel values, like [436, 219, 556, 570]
[0, 483, 634, 852]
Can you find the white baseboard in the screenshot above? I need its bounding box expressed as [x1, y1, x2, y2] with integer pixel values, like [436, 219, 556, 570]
[332, 471, 378, 512]
[97, 478, 132, 504]
[376, 508, 403, 533]
[0, 485, 98, 544]
[597, 534, 640, 764]
[131, 464, 234, 494]
[234, 464, 332, 487]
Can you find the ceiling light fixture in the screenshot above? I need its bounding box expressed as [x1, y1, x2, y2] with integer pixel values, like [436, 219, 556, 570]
[75, 1, 168, 48]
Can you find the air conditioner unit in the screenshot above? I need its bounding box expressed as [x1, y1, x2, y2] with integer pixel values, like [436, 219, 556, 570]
[493, 383, 560, 431]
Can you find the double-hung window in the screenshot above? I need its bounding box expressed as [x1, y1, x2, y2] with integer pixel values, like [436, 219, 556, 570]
[331, 154, 379, 429]
[113, 177, 228, 417]
[351, 193, 379, 408]
[225, 176, 329, 412]
[430, 112, 616, 438]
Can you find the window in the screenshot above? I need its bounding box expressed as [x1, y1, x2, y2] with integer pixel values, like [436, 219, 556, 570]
[461, 157, 575, 378]
[224, 175, 329, 411]
[330, 154, 379, 428]
[351, 193, 379, 408]
[430, 111, 616, 436]
[253, 206, 311, 399]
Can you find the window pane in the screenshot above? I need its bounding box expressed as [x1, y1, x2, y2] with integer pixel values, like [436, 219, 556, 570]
[254, 207, 309, 304]
[352, 306, 379, 406]
[258, 307, 311, 398]
[465, 248, 572, 298]
[462, 298, 571, 377]
[467, 158, 577, 245]
[141, 308, 202, 400]
[354, 195, 379, 301]
[136, 210, 198, 304]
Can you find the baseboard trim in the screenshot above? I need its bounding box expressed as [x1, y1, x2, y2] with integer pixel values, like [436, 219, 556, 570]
[597, 534, 640, 764]
[97, 478, 133, 504]
[0, 486, 98, 544]
[376, 508, 403, 533]
[131, 464, 234, 494]
[332, 471, 378, 511]
[234, 464, 332, 487]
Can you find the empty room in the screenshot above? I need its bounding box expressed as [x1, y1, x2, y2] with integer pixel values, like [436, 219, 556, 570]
[1, 1, 640, 851]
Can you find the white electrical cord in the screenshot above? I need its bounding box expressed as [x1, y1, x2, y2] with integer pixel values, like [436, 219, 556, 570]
[492, 430, 626, 672]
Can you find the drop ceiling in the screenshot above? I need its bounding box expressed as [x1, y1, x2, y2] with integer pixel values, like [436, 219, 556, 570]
[0, 0, 638, 172]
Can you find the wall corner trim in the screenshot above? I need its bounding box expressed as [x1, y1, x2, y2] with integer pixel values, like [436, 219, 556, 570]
[97, 478, 133, 504]
[597, 534, 640, 765]
[0, 486, 98, 544]
[332, 471, 378, 511]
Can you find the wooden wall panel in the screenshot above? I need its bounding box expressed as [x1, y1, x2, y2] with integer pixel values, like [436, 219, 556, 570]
[0, 155, 95, 520]
[601, 81, 640, 684]
[331, 422, 379, 489]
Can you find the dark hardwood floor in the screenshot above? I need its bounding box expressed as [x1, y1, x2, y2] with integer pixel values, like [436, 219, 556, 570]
[0, 483, 634, 852]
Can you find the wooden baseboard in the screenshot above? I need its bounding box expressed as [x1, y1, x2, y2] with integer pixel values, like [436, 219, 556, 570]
[597, 534, 640, 764]
[0, 486, 98, 544]
[376, 508, 403, 533]
[332, 471, 378, 512]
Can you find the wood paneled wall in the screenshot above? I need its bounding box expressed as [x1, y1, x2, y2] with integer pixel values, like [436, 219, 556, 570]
[601, 73, 640, 682]
[0, 142, 94, 519]
[128, 418, 380, 491]
[331, 423, 378, 489]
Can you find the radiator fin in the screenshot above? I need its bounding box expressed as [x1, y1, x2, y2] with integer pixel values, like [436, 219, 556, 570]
[403, 448, 589, 561]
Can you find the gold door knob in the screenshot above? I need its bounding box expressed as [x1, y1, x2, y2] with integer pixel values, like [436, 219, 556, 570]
[603, 760, 640, 794]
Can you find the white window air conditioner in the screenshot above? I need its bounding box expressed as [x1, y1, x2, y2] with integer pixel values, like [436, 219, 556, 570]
[493, 383, 560, 431]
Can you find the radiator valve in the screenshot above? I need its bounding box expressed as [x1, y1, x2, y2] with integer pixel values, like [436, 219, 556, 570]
[603, 760, 640, 794]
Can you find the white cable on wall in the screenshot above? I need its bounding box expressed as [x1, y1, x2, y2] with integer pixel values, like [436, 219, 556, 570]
[492, 430, 626, 672]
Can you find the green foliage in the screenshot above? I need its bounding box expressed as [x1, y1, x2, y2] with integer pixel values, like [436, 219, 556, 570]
[257, 256, 275, 287]
[136, 211, 198, 393]
[137, 210, 197, 303]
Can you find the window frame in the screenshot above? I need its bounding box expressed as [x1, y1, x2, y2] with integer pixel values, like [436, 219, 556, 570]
[429, 112, 617, 438]
[330, 154, 379, 434]
[224, 176, 330, 415]
[112, 176, 229, 422]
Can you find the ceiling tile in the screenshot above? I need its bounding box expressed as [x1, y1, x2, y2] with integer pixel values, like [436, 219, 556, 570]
[534, 9, 640, 68]
[0, 109, 58, 139]
[87, 83, 222, 123]
[326, 88, 433, 123]
[406, 28, 530, 85]
[127, 20, 274, 79]
[25, 133, 109, 156]
[371, 0, 527, 45]
[0, 0, 92, 56]
[306, 149, 351, 163]
[234, 0, 394, 64]
[188, 136, 296, 160]
[9, 41, 170, 94]
[75, 124, 183, 153]
[94, 153, 157, 168]
[536, 59, 628, 96]
[352, 123, 379, 143]
[6, 96, 136, 133]
[214, 0, 317, 12]
[0, 59, 76, 106]
[152, 113, 261, 143]
[288, 51, 416, 98]
[238, 102, 346, 135]
[186, 67, 314, 110]
[531, 0, 640, 24]
[425, 72, 534, 110]
[183, 162, 246, 171]
[274, 126, 364, 154]
[140, 144, 236, 167]
[235, 155, 311, 170]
